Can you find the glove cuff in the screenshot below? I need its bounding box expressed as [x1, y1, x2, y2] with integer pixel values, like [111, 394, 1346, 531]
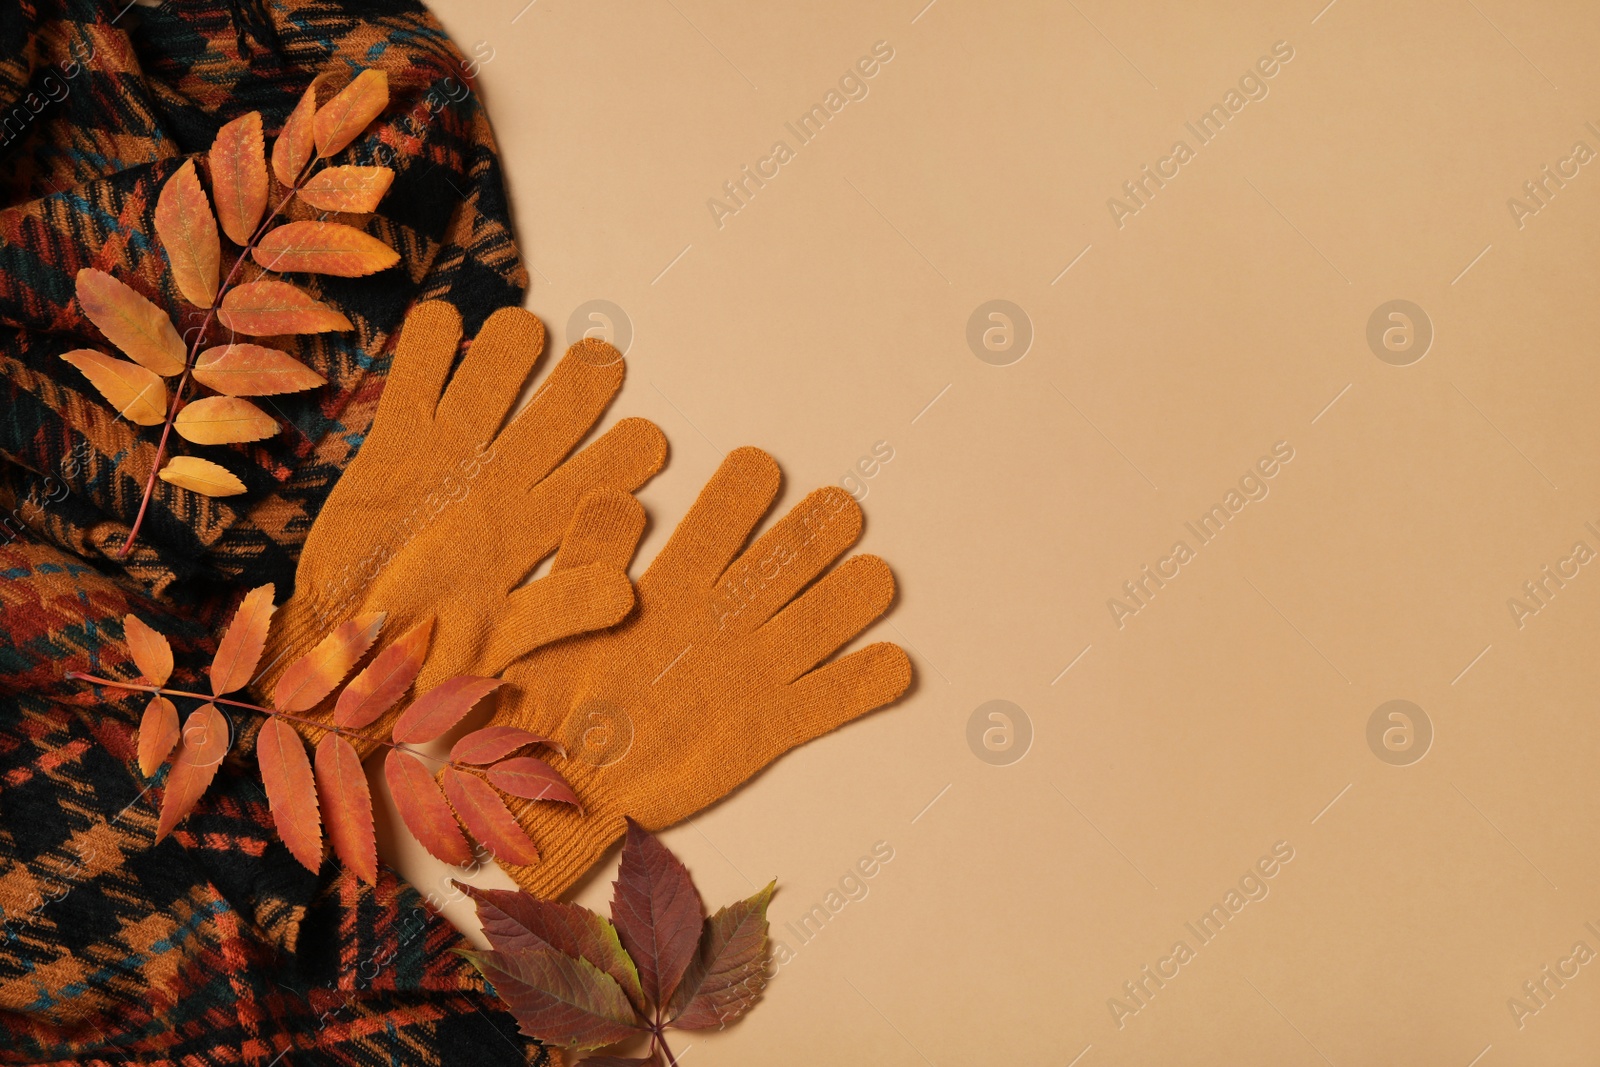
[502, 788, 626, 899]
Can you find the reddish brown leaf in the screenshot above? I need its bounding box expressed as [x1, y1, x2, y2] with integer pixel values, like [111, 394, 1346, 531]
[334, 617, 431, 728]
[611, 818, 704, 1010]
[458, 883, 644, 1013]
[173, 396, 278, 445]
[461, 949, 646, 1051]
[273, 611, 385, 712]
[193, 344, 326, 396]
[155, 703, 231, 842]
[155, 159, 220, 307]
[158, 456, 247, 497]
[272, 73, 331, 187]
[441, 769, 541, 866]
[666, 881, 774, 1029]
[582, 1056, 661, 1067]
[391, 677, 503, 744]
[123, 613, 173, 685]
[484, 756, 581, 809]
[217, 279, 353, 335]
[257, 716, 323, 873]
[385, 749, 472, 866]
[73, 269, 185, 376]
[210, 111, 268, 244]
[252, 221, 399, 277]
[210, 583, 276, 695]
[299, 165, 394, 213]
[315, 733, 375, 883]
[450, 726, 564, 765]
[313, 69, 388, 157]
[137, 695, 180, 777]
[59, 350, 167, 425]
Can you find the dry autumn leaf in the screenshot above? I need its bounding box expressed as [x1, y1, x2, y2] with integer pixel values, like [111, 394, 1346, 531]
[210, 583, 276, 696]
[385, 749, 473, 866]
[464, 950, 646, 1052]
[173, 396, 278, 444]
[485, 756, 581, 809]
[74, 269, 186, 376]
[193, 343, 326, 397]
[217, 279, 353, 335]
[59, 350, 167, 425]
[258, 716, 323, 873]
[451, 726, 563, 765]
[299, 165, 394, 213]
[442, 769, 541, 865]
[155, 703, 231, 842]
[391, 676, 503, 744]
[252, 221, 400, 277]
[665, 882, 775, 1029]
[137, 695, 180, 777]
[158, 455, 247, 497]
[313, 69, 388, 157]
[272, 72, 331, 187]
[211, 111, 268, 245]
[154, 158, 221, 308]
[611, 818, 704, 1010]
[273, 611, 386, 712]
[315, 733, 376, 883]
[333, 616, 431, 729]
[123, 613, 173, 685]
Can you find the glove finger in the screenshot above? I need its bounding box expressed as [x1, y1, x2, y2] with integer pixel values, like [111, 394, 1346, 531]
[755, 554, 895, 683]
[481, 562, 636, 675]
[552, 488, 646, 573]
[489, 339, 627, 489]
[640, 446, 779, 594]
[369, 300, 461, 451]
[710, 485, 862, 635]
[432, 306, 547, 447]
[776, 641, 912, 751]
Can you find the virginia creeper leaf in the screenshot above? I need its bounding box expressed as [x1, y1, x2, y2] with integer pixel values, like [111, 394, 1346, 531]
[666, 881, 774, 1029]
[611, 817, 704, 1010]
[385, 749, 472, 866]
[484, 756, 580, 809]
[299, 165, 394, 213]
[391, 676, 502, 744]
[73, 269, 185, 375]
[217, 279, 353, 335]
[155, 703, 230, 841]
[252, 221, 399, 277]
[193, 344, 326, 397]
[461, 948, 646, 1050]
[137, 695, 179, 777]
[315, 733, 375, 883]
[257, 716, 323, 873]
[158, 455, 247, 497]
[273, 611, 385, 712]
[451, 726, 564, 765]
[173, 396, 278, 444]
[210, 583, 276, 695]
[210, 111, 268, 244]
[155, 158, 220, 307]
[441, 769, 541, 866]
[59, 350, 166, 425]
[272, 73, 330, 187]
[334, 616, 432, 728]
[123, 613, 173, 685]
[313, 69, 388, 156]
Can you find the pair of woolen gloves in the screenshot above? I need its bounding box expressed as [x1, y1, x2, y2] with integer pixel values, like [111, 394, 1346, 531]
[253, 302, 910, 898]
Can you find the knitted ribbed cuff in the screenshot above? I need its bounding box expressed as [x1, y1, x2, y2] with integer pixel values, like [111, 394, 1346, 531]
[503, 788, 629, 900]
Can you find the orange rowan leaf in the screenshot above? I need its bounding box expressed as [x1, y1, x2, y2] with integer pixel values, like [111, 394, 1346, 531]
[173, 396, 278, 444]
[137, 695, 180, 777]
[315, 733, 376, 883]
[218, 279, 353, 335]
[73, 269, 185, 376]
[123, 613, 173, 685]
[392, 677, 503, 744]
[299, 165, 394, 213]
[385, 749, 472, 865]
[273, 73, 331, 187]
[442, 768, 541, 865]
[155, 703, 230, 842]
[313, 69, 388, 157]
[486, 756, 581, 810]
[252, 221, 399, 277]
[451, 726, 564, 765]
[258, 716, 323, 873]
[334, 617, 432, 729]
[155, 159, 220, 307]
[274, 611, 385, 712]
[59, 350, 167, 425]
[210, 583, 276, 695]
[158, 455, 247, 497]
[210, 111, 268, 244]
[193, 344, 326, 396]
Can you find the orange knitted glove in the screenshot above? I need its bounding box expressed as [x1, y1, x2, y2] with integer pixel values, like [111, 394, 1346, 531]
[495, 447, 912, 897]
[257, 301, 666, 749]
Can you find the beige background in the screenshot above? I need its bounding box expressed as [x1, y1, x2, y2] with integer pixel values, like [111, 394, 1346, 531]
[381, 1, 1600, 1062]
